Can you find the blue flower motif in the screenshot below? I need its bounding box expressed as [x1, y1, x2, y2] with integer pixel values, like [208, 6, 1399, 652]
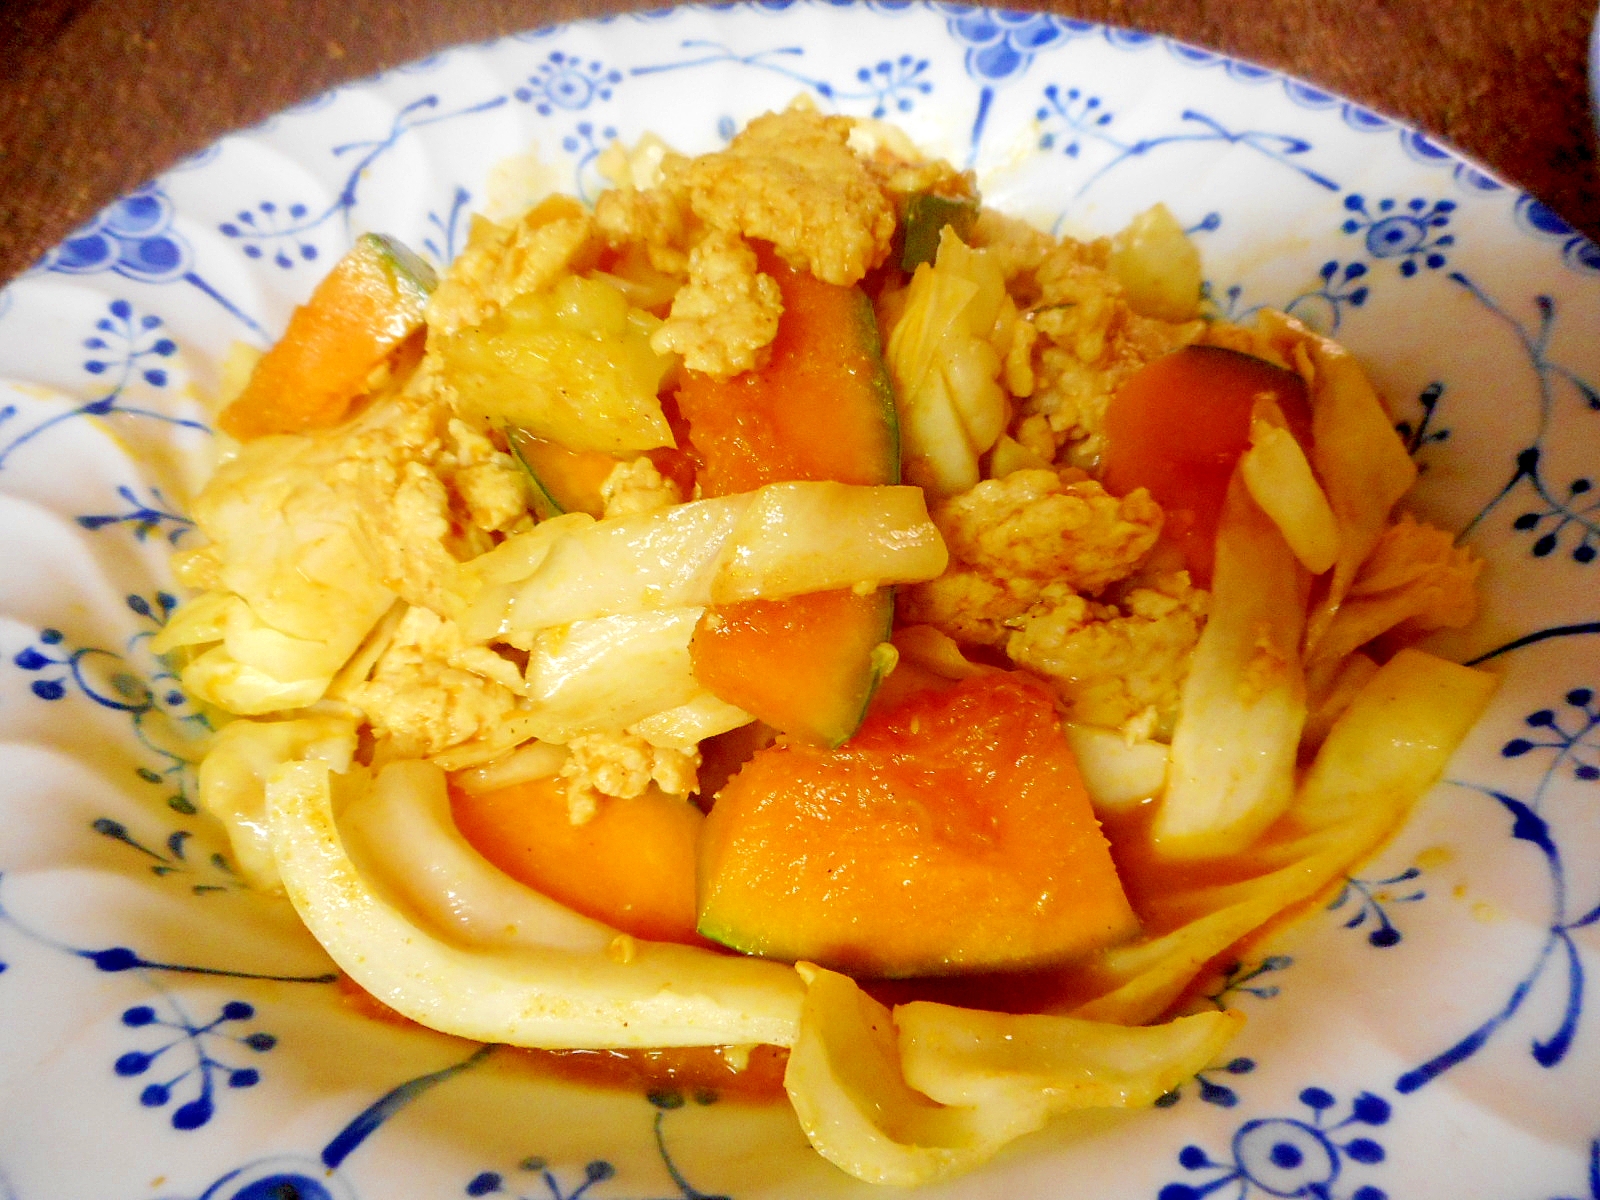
[1504, 453, 1599, 564]
[1397, 129, 1507, 203]
[424, 186, 475, 266]
[1271, 259, 1371, 333]
[465, 1159, 615, 1199]
[931, 5, 1098, 154]
[1446, 281, 1600, 562]
[0, 299, 210, 475]
[76, 484, 196, 544]
[1159, 1088, 1391, 1200]
[214, 92, 508, 279]
[1501, 689, 1600, 781]
[29, 187, 267, 334]
[562, 122, 622, 204]
[219, 201, 321, 270]
[37, 186, 192, 284]
[1396, 686, 1600, 1095]
[1210, 256, 1366, 335]
[1340, 194, 1456, 276]
[0, 873, 339, 1138]
[854, 55, 934, 117]
[183, 1157, 355, 1200]
[1340, 104, 1393, 133]
[1514, 195, 1600, 275]
[462, 1088, 725, 1200]
[1282, 77, 1338, 109]
[91, 820, 240, 894]
[208, 1171, 340, 1200]
[514, 51, 623, 115]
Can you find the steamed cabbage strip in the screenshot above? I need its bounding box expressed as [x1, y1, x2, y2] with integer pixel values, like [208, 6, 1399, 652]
[1152, 473, 1309, 858]
[885, 227, 1015, 498]
[782, 964, 1241, 1187]
[1068, 648, 1495, 1026]
[1253, 312, 1419, 655]
[1303, 514, 1482, 682]
[464, 481, 946, 641]
[196, 714, 358, 890]
[267, 756, 806, 1048]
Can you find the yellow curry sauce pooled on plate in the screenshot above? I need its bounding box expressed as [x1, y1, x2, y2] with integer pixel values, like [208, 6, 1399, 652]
[154, 104, 1494, 1186]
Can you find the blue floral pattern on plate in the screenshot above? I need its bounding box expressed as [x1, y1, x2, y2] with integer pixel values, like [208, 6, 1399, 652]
[0, 3, 1596, 1196]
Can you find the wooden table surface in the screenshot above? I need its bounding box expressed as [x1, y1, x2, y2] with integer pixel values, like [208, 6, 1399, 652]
[2, 0, 1597, 288]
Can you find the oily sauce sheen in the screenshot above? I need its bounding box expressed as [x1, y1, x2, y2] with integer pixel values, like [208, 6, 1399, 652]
[337, 975, 790, 1100]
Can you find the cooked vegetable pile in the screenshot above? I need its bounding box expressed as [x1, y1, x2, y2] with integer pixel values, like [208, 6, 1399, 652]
[156, 105, 1493, 1185]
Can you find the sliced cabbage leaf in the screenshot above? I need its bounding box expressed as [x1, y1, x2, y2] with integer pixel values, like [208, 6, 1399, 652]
[1073, 648, 1495, 1025]
[711, 482, 948, 603]
[266, 758, 805, 1048]
[1254, 312, 1418, 655]
[1293, 647, 1497, 831]
[1069, 843, 1356, 1025]
[157, 588, 375, 716]
[339, 759, 614, 953]
[184, 431, 399, 645]
[629, 692, 753, 750]
[1063, 724, 1169, 816]
[1106, 204, 1202, 323]
[896, 1003, 1242, 1112]
[450, 740, 570, 795]
[1153, 473, 1308, 858]
[196, 714, 358, 891]
[885, 227, 1013, 498]
[522, 607, 707, 741]
[1304, 514, 1482, 678]
[444, 272, 676, 454]
[783, 964, 1039, 1187]
[1302, 651, 1381, 755]
[465, 482, 945, 641]
[1240, 411, 1338, 576]
[784, 965, 1244, 1186]
[152, 419, 403, 713]
[508, 610, 750, 757]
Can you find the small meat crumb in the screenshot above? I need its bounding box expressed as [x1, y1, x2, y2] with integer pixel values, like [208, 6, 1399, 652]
[349, 605, 527, 759]
[445, 418, 529, 533]
[593, 150, 697, 276]
[685, 107, 896, 287]
[427, 203, 599, 337]
[600, 456, 682, 519]
[1007, 571, 1208, 735]
[932, 469, 1163, 595]
[559, 729, 701, 824]
[651, 229, 783, 377]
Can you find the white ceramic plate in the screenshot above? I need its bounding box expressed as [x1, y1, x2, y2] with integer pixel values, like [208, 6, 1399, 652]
[1, 4, 1597, 1197]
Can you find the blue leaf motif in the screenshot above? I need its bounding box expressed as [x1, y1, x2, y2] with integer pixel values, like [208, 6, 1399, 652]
[1494, 791, 1557, 854]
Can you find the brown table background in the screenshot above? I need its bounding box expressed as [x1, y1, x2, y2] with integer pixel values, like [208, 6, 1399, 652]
[2, 0, 1597, 288]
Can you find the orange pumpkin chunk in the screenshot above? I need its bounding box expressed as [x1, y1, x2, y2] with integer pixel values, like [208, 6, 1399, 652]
[675, 250, 899, 745]
[450, 775, 708, 947]
[690, 589, 892, 747]
[673, 250, 898, 494]
[697, 672, 1139, 977]
[219, 233, 433, 440]
[506, 428, 619, 519]
[1101, 344, 1309, 586]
